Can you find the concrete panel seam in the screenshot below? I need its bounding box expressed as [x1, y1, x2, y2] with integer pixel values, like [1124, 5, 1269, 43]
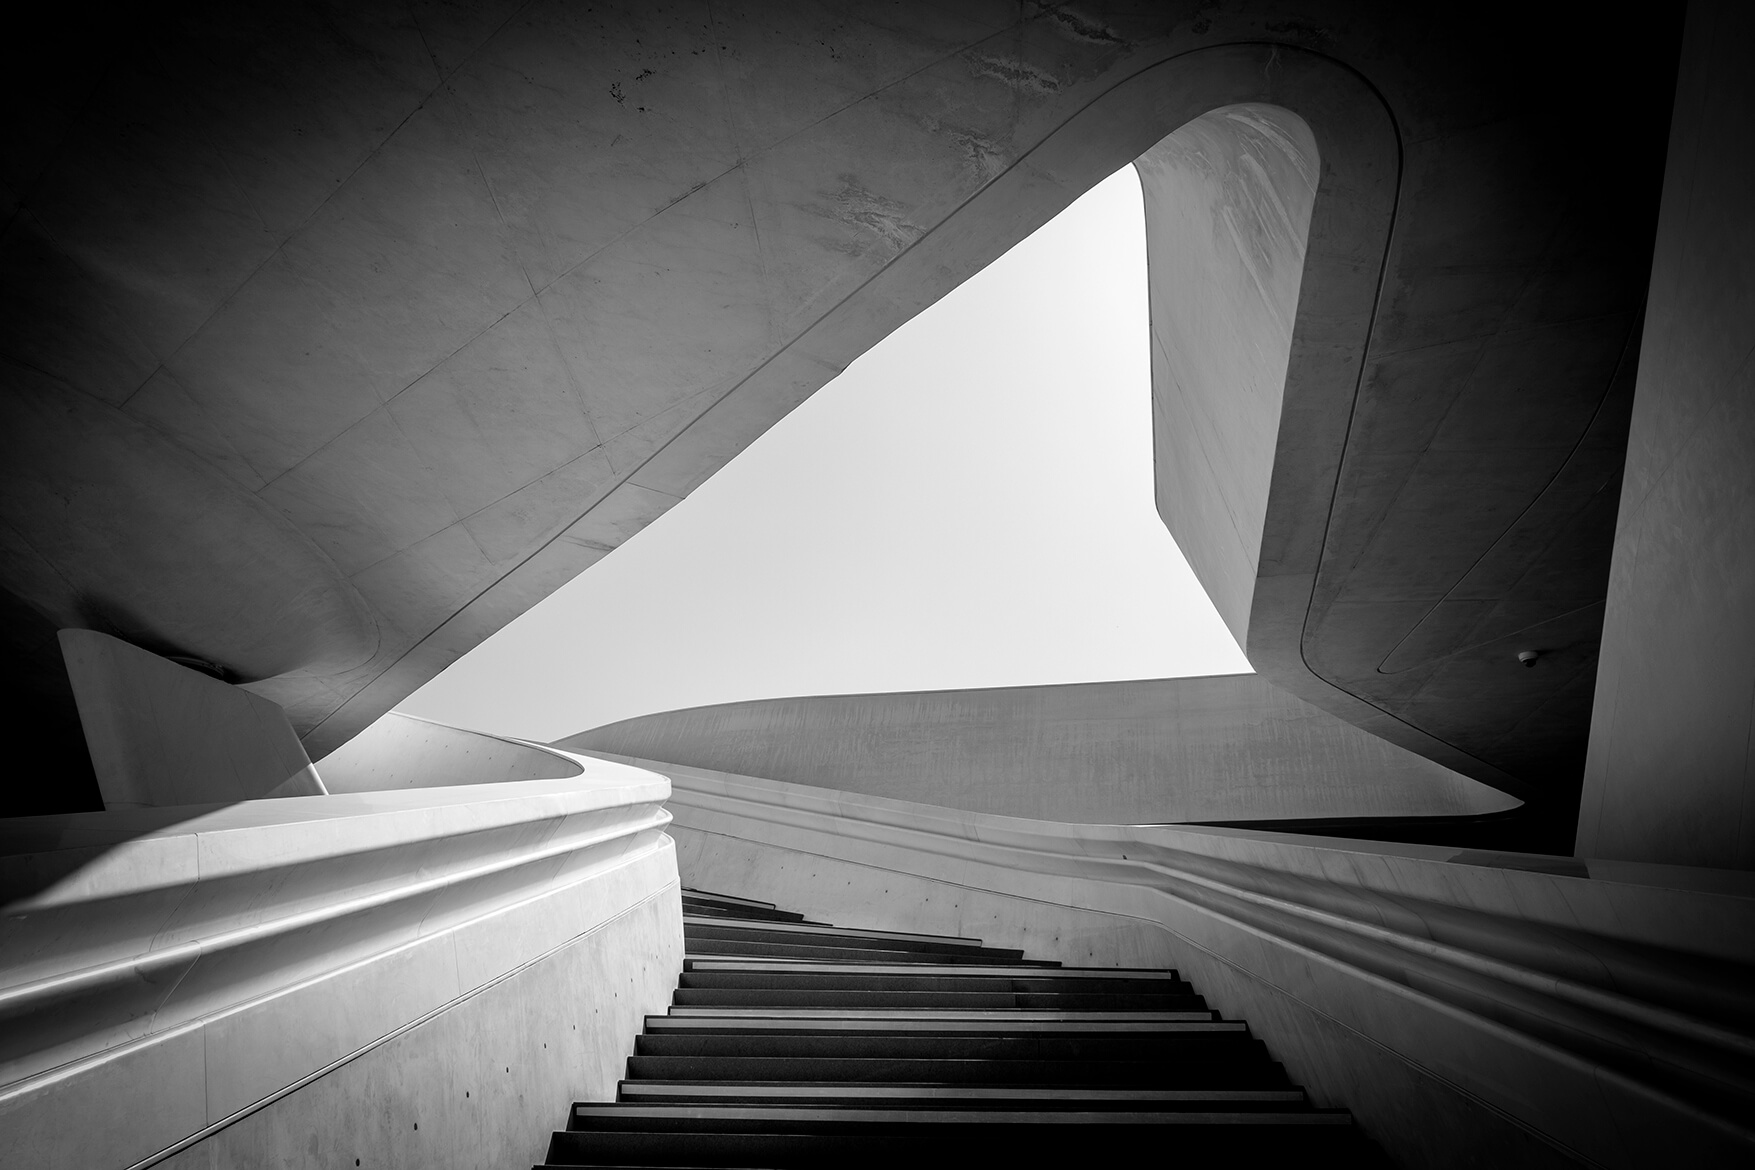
[120, 876, 681, 1170]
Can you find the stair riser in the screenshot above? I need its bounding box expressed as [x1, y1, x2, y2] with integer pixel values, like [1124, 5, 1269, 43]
[604, 1094, 1305, 1113]
[623, 1057, 1288, 1086]
[681, 905, 813, 924]
[679, 972, 1189, 993]
[673, 990, 1208, 1010]
[685, 927, 1004, 955]
[544, 1126, 1356, 1166]
[684, 940, 1036, 963]
[634, 1035, 1261, 1060]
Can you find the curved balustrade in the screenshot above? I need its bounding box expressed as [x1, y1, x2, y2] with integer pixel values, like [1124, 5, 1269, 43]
[601, 752, 1755, 1170]
[0, 750, 681, 1170]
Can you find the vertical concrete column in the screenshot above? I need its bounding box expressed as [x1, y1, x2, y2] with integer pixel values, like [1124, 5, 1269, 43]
[1578, 0, 1755, 867]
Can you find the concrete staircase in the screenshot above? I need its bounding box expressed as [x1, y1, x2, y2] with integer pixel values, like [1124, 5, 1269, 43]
[538, 889, 1380, 1167]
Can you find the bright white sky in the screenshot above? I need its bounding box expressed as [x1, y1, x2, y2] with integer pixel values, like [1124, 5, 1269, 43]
[399, 166, 1250, 742]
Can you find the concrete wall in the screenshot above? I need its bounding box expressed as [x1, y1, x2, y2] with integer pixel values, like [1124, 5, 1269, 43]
[320, 710, 581, 793]
[562, 675, 1517, 825]
[1578, 0, 1755, 869]
[1140, 105, 1317, 647]
[1, 10, 1675, 819]
[60, 629, 323, 808]
[0, 758, 680, 1170]
[157, 890, 675, 1170]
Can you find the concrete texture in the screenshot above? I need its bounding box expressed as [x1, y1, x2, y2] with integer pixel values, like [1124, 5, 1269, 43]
[1140, 104, 1317, 650]
[640, 754, 1755, 1170]
[0, 754, 678, 1169]
[562, 675, 1518, 825]
[1577, 0, 1755, 870]
[0, 7, 1679, 832]
[321, 709, 581, 793]
[59, 628, 323, 808]
[156, 887, 679, 1170]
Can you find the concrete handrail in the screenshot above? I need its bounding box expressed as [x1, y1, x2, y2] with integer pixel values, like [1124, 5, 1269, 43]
[607, 752, 1755, 1169]
[0, 750, 675, 1169]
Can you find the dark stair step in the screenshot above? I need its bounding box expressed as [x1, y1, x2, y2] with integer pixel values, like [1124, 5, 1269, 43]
[642, 1016, 1224, 1036]
[625, 1054, 1290, 1086]
[680, 954, 1067, 968]
[634, 1030, 1255, 1061]
[682, 942, 1057, 964]
[677, 898, 775, 912]
[683, 919, 999, 953]
[566, 1104, 1348, 1133]
[542, 1115, 1362, 1168]
[684, 960, 1094, 977]
[679, 902, 821, 925]
[611, 1082, 1309, 1110]
[672, 989, 1208, 1011]
[684, 930, 1018, 961]
[662, 1008, 1216, 1021]
[678, 971, 1188, 993]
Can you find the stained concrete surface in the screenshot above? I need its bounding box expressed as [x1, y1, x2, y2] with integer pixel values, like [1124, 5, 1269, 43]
[0, 6, 1681, 834]
[563, 675, 1518, 825]
[154, 885, 681, 1170]
[1578, 0, 1755, 869]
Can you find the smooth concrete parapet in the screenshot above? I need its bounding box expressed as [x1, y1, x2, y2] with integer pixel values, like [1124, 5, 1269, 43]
[0, 750, 681, 1169]
[320, 709, 583, 792]
[590, 750, 1755, 1170]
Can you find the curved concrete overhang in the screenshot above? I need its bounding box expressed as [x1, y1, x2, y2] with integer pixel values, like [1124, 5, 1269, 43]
[560, 675, 1521, 827]
[1, 8, 1674, 825]
[292, 39, 1408, 759]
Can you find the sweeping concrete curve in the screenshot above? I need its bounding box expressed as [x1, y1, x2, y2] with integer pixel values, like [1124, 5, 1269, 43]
[1, 7, 1673, 829]
[561, 675, 1521, 827]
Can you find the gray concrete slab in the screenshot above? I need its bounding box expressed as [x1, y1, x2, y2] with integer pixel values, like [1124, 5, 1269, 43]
[0, 7, 1681, 834]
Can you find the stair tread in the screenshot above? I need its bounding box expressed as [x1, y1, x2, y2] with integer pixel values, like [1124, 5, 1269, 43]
[663, 1008, 1212, 1020]
[677, 898, 775, 912]
[683, 917, 988, 947]
[567, 1106, 1349, 1125]
[686, 959, 1169, 976]
[615, 1084, 1306, 1103]
[685, 960, 1122, 976]
[684, 944, 1035, 964]
[538, 892, 1351, 1165]
[644, 1017, 1238, 1034]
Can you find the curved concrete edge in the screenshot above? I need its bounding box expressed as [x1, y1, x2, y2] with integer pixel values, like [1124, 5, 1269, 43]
[606, 751, 1755, 1170]
[0, 753, 681, 1170]
[292, 43, 1414, 762]
[318, 709, 585, 792]
[559, 675, 1520, 824]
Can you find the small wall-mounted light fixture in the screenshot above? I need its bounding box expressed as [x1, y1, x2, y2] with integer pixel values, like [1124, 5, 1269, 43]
[1517, 650, 1540, 668]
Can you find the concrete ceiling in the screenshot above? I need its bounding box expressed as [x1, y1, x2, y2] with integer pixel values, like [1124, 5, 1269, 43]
[1, 4, 1677, 831]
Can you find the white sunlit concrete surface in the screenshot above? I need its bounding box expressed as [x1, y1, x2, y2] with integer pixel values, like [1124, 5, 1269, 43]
[583, 750, 1755, 1170]
[0, 748, 681, 1170]
[320, 710, 584, 792]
